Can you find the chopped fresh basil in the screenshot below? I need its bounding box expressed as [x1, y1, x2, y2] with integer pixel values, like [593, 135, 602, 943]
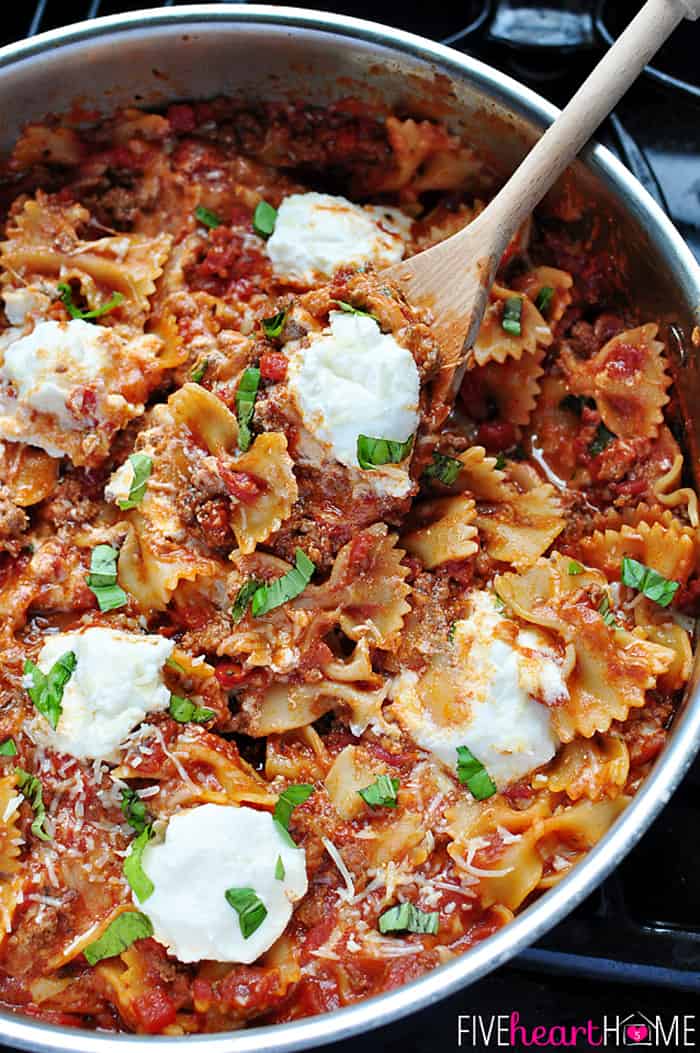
[190, 358, 208, 384]
[456, 745, 497, 801]
[120, 787, 151, 835]
[57, 282, 124, 322]
[494, 453, 507, 471]
[621, 557, 679, 608]
[86, 544, 128, 612]
[24, 651, 76, 730]
[84, 911, 154, 966]
[253, 200, 277, 238]
[15, 769, 51, 841]
[357, 433, 414, 470]
[559, 393, 596, 416]
[275, 855, 285, 881]
[168, 694, 215, 724]
[0, 738, 17, 757]
[534, 286, 554, 315]
[358, 775, 400, 809]
[262, 310, 287, 339]
[194, 205, 222, 230]
[423, 451, 462, 486]
[236, 366, 261, 453]
[231, 579, 261, 624]
[225, 887, 268, 939]
[251, 548, 315, 618]
[331, 299, 378, 321]
[123, 826, 154, 903]
[493, 592, 506, 612]
[568, 560, 584, 576]
[166, 656, 186, 673]
[598, 594, 617, 628]
[589, 422, 616, 457]
[447, 622, 457, 644]
[501, 296, 522, 336]
[117, 453, 152, 511]
[378, 902, 439, 936]
[273, 783, 315, 847]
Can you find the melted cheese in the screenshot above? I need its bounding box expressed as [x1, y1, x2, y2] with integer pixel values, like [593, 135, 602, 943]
[390, 592, 564, 788]
[31, 627, 173, 761]
[286, 310, 419, 494]
[105, 458, 135, 506]
[266, 192, 411, 284]
[138, 804, 308, 964]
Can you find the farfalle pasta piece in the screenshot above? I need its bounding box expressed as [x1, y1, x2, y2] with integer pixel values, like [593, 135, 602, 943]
[496, 553, 676, 739]
[0, 443, 59, 507]
[579, 519, 696, 586]
[512, 266, 573, 325]
[226, 433, 298, 555]
[168, 382, 238, 455]
[476, 484, 565, 572]
[545, 734, 630, 801]
[632, 610, 693, 694]
[472, 284, 552, 367]
[562, 324, 670, 440]
[535, 797, 629, 889]
[469, 348, 545, 427]
[455, 445, 509, 501]
[402, 495, 478, 569]
[0, 773, 22, 878]
[119, 515, 223, 611]
[653, 452, 700, 527]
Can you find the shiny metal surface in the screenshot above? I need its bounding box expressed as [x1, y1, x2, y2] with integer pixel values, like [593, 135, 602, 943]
[1, 6, 699, 1052]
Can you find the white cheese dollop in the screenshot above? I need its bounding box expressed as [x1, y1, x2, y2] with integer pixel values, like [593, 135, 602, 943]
[390, 592, 563, 788]
[2, 286, 52, 327]
[138, 804, 308, 964]
[287, 310, 420, 489]
[0, 318, 109, 436]
[32, 627, 173, 761]
[266, 192, 411, 284]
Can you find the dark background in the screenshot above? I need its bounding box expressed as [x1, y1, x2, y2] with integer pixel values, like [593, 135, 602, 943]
[1, 3, 699, 1050]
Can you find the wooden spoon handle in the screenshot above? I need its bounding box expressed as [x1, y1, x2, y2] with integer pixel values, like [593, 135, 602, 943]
[477, 0, 696, 257]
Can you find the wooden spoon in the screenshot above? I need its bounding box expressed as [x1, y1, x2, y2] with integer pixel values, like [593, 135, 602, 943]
[383, 0, 700, 411]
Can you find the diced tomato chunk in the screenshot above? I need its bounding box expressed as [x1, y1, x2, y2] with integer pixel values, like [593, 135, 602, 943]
[259, 352, 288, 382]
[215, 661, 250, 690]
[133, 987, 177, 1034]
[217, 462, 265, 504]
[167, 103, 197, 134]
[475, 419, 517, 451]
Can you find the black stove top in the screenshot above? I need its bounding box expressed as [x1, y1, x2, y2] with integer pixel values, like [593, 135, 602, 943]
[1, 2, 699, 1049]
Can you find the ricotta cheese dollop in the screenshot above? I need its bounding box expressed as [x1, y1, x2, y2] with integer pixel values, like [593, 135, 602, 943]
[137, 804, 308, 964]
[32, 627, 173, 761]
[390, 591, 565, 788]
[266, 192, 411, 284]
[0, 319, 110, 455]
[287, 310, 420, 489]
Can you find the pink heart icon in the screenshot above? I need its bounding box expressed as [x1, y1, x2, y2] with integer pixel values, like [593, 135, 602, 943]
[626, 1025, 649, 1043]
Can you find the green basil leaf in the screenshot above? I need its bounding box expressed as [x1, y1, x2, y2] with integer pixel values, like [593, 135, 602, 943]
[357, 433, 414, 470]
[86, 544, 128, 612]
[120, 787, 151, 835]
[494, 453, 507, 471]
[589, 422, 616, 457]
[57, 282, 124, 322]
[253, 200, 277, 238]
[598, 594, 617, 628]
[195, 206, 222, 230]
[262, 310, 287, 339]
[456, 745, 497, 801]
[0, 738, 17, 757]
[24, 651, 76, 730]
[501, 296, 522, 336]
[117, 453, 152, 511]
[225, 887, 268, 939]
[447, 622, 457, 644]
[231, 579, 261, 624]
[331, 299, 378, 321]
[559, 393, 596, 416]
[534, 286, 554, 315]
[621, 556, 679, 608]
[568, 560, 584, 576]
[190, 359, 208, 384]
[358, 774, 399, 809]
[168, 694, 215, 724]
[378, 902, 439, 936]
[14, 768, 51, 841]
[423, 451, 462, 486]
[236, 366, 261, 453]
[273, 784, 314, 847]
[123, 826, 154, 903]
[251, 548, 315, 618]
[84, 911, 153, 966]
[275, 855, 285, 881]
